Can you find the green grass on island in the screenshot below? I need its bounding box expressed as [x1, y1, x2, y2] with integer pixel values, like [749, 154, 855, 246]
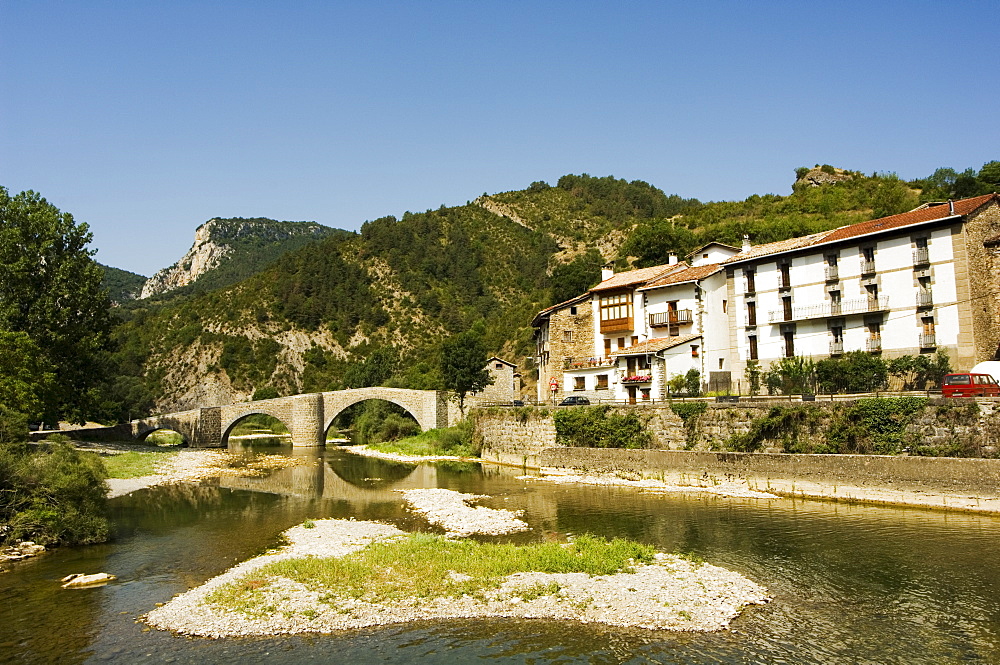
[366, 422, 477, 458]
[206, 533, 655, 614]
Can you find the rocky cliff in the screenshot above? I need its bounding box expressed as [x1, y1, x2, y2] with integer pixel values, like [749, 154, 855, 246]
[139, 217, 336, 299]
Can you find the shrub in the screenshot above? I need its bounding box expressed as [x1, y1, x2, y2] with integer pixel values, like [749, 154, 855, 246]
[554, 406, 651, 449]
[669, 402, 707, 449]
[0, 441, 109, 547]
[765, 356, 816, 395]
[826, 397, 927, 455]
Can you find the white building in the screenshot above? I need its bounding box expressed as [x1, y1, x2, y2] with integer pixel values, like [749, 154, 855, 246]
[723, 193, 1000, 378]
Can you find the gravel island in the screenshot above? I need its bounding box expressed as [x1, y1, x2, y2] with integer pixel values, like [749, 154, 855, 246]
[144, 516, 770, 637]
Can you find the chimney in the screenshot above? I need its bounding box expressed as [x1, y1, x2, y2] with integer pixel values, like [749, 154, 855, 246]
[667, 253, 678, 265]
[948, 199, 955, 215]
[742, 234, 751, 252]
[601, 263, 614, 281]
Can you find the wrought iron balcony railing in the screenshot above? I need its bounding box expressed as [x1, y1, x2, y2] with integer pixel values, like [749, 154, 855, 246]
[829, 340, 844, 355]
[861, 259, 876, 275]
[768, 296, 889, 323]
[913, 247, 929, 266]
[916, 291, 933, 308]
[919, 333, 937, 348]
[866, 338, 882, 352]
[825, 266, 839, 282]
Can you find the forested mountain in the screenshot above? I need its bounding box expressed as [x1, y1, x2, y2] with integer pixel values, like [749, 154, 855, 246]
[138, 217, 340, 301]
[109, 162, 1000, 413]
[99, 264, 146, 304]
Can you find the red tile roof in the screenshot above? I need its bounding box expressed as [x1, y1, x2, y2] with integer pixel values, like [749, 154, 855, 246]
[724, 193, 1000, 264]
[612, 334, 701, 356]
[590, 263, 686, 292]
[641, 263, 722, 289]
[821, 193, 998, 243]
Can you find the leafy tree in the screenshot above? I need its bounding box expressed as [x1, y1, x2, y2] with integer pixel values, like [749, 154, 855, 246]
[0, 332, 56, 422]
[684, 369, 702, 397]
[343, 346, 398, 388]
[765, 356, 816, 395]
[618, 218, 697, 268]
[551, 249, 602, 302]
[744, 360, 762, 396]
[0, 188, 114, 423]
[440, 327, 493, 413]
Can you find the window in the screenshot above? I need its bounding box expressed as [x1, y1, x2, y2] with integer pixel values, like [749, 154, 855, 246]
[596, 375, 608, 390]
[495, 363, 504, 370]
[718, 358, 724, 369]
[783, 331, 795, 357]
[722, 299, 728, 313]
[599, 293, 632, 322]
[830, 289, 842, 314]
[691, 345, 699, 357]
[827, 253, 838, 267]
[617, 337, 625, 350]
[563, 330, 573, 343]
[747, 301, 757, 326]
[782, 296, 793, 321]
[574, 377, 585, 391]
[748, 335, 758, 360]
[638, 355, 650, 370]
[570, 306, 578, 315]
[604, 338, 612, 357]
[630, 336, 638, 346]
[779, 263, 791, 290]
[640, 388, 650, 401]
[745, 269, 756, 294]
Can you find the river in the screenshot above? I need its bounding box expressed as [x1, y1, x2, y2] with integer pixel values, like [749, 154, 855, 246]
[2, 444, 999, 664]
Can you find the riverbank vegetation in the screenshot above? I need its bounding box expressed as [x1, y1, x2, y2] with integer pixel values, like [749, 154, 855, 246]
[102, 449, 179, 479]
[367, 421, 477, 458]
[554, 406, 651, 449]
[207, 532, 655, 612]
[0, 437, 109, 547]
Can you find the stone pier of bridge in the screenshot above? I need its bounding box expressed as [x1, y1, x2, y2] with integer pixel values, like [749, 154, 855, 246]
[126, 388, 457, 448]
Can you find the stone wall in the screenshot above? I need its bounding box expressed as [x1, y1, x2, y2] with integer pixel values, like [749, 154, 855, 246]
[536, 447, 1000, 513]
[474, 408, 558, 468]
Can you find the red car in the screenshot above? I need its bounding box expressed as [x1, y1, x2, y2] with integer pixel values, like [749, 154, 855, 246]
[941, 373, 1000, 398]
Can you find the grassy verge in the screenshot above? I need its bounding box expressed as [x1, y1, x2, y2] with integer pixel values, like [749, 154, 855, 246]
[102, 450, 179, 478]
[206, 533, 654, 612]
[367, 421, 476, 457]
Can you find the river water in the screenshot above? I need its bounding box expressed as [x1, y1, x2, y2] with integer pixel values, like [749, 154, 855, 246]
[2, 444, 1000, 664]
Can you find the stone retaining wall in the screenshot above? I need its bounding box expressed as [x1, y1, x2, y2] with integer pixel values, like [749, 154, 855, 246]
[537, 447, 1000, 513]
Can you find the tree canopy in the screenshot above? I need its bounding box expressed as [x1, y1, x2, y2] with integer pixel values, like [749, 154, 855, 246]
[0, 188, 114, 423]
[440, 326, 493, 412]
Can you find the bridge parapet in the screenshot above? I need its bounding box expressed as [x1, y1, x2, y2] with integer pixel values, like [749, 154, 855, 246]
[127, 388, 456, 448]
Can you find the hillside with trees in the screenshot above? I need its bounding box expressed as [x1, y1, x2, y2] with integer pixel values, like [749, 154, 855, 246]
[87, 160, 1000, 413]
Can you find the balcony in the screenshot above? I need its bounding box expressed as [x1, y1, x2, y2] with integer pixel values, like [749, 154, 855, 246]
[649, 310, 693, 327]
[768, 296, 890, 323]
[866, 338, 882, 352]
[619, 374, 653, 384]
[563, 357, 617, 370]
[916, 291, 933, 308]
[861, 259, 876, 275]
[825, 266, 839, 282]
[919, 333, 937, 348]
[913, 247, 930, 266]
[829, 340, 844, 355]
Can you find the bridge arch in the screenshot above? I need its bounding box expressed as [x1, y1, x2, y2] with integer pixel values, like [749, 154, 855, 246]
[219, 399, 295, 446]
[323, 395, 423, 436]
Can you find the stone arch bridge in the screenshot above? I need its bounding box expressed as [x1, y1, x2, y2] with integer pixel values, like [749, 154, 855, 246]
[124, 388, 457, 448]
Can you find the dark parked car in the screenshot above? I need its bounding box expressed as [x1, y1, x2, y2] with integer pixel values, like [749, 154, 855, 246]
[559, 396, 590, 406]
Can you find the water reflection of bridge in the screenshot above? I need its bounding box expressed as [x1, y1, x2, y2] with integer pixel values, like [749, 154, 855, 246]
[219, 451, 440, 503]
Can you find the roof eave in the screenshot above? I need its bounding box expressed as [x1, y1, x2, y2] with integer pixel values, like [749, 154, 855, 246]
[723, 214, 963, 267]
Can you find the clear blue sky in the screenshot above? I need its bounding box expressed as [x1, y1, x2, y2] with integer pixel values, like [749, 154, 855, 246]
[3, 1, 998, 276]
